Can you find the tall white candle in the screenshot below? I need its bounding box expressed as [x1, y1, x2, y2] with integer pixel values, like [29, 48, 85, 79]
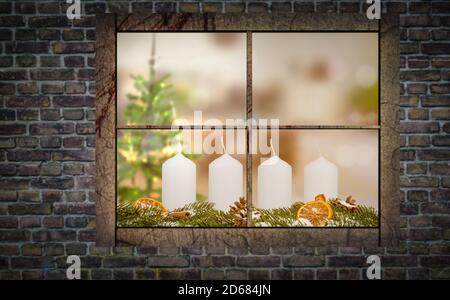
[257, 140, 292, 209]
[162, 150, 196, 211]
[208, 151, 243, 211]
[304, 156, 338, 201]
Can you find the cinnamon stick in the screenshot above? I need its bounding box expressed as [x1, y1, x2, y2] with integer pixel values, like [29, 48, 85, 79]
[168, 211, 191, 218]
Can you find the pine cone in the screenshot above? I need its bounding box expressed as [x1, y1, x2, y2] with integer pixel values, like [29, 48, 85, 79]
[346, 195, 356, 206]
[229, 197, 247, 227]
[333, 196, 358, 212]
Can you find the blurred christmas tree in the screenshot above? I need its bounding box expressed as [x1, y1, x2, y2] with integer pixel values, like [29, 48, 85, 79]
[349, 82, 379, 125]
[117, 34, 184, 204]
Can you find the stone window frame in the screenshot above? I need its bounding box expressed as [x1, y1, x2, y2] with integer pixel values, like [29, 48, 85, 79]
[96, 13, 400, 247]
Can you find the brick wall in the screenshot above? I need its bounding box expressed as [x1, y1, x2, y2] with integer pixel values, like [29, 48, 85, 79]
[0, 0, 449, 280]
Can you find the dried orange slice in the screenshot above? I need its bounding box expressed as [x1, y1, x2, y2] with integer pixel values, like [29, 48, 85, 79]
[133, 198, 168, 212]
[297, 198, 333, 226]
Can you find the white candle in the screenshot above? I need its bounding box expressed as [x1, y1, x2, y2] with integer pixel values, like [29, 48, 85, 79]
[162, 151, 196, 211]
[304, 156, 338, 201]
[257, 140, 292, 209]
[208, 152, 243, 211]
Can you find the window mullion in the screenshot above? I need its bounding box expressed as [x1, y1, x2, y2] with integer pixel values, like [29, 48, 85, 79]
[246, 31, 253, 227]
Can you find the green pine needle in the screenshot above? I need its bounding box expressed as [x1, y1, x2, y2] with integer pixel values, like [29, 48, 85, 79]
[117, 199, 235, 227]
[117, 198, 378, 228]
[253, 207, 298, 227]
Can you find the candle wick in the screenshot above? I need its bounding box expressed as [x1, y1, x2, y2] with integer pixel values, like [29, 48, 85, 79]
[270, 138, 276, 157]
[221, 136, 227, 154]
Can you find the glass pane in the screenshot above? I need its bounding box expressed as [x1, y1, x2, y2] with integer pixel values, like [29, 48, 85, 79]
[251, 129, 379, 227]
[253, 33, 379, 126]
[117, 129, 246, 227]
[117, 33, 247, 126]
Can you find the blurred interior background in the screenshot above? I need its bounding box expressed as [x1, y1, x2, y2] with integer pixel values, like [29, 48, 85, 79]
[117, 128, 378, 210]
[117, 32, 247, 126]
[116, 32, 379, 213]
[117, 129, 246, 203]
[253, 32, 379, 125]
[252, 130, 379, 209]
[118, 32, 378, 126]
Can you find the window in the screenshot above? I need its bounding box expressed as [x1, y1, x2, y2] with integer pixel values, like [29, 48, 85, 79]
[96, 13, 400, 247]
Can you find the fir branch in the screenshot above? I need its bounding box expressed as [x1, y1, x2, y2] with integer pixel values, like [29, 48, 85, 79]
[172, 200, 235, 227]
[328, 199, 378, 227]
[117, 199, 167, 227]
[117, 198, 379, 228]
[253, 207, 298, 227]
[117, 199, 235, 227]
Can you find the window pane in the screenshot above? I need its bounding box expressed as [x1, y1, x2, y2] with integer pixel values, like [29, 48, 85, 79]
[251, 129, 379, 227]
[253, 33, 379, 126]
[117, 33, 247, 126]
[117, 129, 246, 227]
